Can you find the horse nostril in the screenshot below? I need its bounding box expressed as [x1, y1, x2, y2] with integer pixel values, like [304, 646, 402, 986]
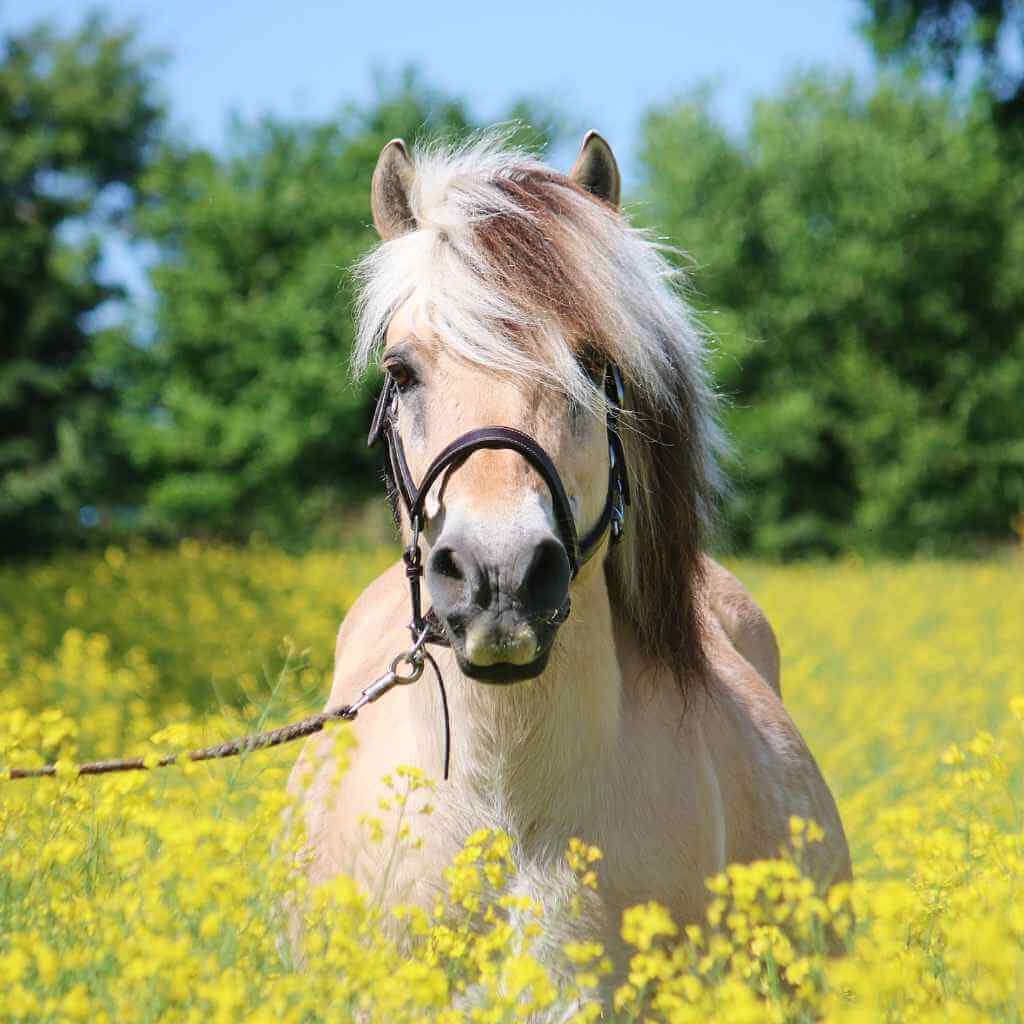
[432, 545, 464, 582]
[520, 537, 571, 617]
[427, 540, 488, 619]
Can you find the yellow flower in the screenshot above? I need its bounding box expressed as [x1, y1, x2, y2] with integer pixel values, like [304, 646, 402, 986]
[59, 983, 92, 1021]
[3, 545, 1023, 1022]
[622, 901, 678, 951]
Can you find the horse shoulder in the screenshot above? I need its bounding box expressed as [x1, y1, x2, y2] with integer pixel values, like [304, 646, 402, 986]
[701, 619, 851, 886]
[286, 561, 407, 808]
[702, 555, 782, 698]
[325, 559, 410, 706]
[285, 560, 414, 887]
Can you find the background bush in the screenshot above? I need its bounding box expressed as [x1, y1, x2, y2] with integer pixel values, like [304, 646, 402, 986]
[639, 76, 1024, 556]
[0, 15, 163, 556]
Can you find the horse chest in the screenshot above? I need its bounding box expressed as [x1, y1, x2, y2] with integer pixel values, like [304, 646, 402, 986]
[418, 793, 621, 962]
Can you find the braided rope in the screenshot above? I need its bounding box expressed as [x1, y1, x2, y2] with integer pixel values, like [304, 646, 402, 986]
[6, 704, 356, 781]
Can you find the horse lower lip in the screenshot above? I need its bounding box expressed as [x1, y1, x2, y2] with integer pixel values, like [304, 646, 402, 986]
[465, 637, 538, 667]
[447, 613, 546, 667]
[454, 648, 552, 684]
[441, 619, 555, 682]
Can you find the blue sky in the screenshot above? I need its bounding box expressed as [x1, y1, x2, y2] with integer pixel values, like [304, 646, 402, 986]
[9, 0, 872, 164]
[6, 0, 873, 303]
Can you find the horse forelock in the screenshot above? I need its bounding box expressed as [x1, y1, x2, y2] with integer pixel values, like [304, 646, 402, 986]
[353, 131, 726, 691]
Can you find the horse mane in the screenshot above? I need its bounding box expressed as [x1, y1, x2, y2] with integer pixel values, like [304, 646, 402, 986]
[353, 131, 725, 688]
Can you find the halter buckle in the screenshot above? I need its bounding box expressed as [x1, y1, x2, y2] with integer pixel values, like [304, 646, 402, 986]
[610, 475, 626, 543]
[403, 515, 427, 637]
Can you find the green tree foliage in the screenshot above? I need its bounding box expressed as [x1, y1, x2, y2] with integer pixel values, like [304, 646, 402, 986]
[107, 76, 563, 542]
[860, 0, 1024, 126]
[0, 14, 163, 555]
[8, 11, 1021, 560]
[640, 74, 1024, 556]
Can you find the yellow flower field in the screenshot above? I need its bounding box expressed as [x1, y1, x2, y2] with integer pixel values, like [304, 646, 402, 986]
[1, 544, 1022, 1022]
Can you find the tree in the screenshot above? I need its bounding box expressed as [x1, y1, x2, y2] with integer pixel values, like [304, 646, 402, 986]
[639, 74, 1024, 556]
[108, 74, 565, 543]
[0, 13, 164, 555]
[860, 1, 1024, 127]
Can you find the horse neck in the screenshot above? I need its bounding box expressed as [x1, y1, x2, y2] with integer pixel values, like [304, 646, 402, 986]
[412, 561, 624, 828]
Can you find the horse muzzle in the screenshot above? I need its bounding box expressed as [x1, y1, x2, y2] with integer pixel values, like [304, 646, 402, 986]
[426, 527, 571, 683]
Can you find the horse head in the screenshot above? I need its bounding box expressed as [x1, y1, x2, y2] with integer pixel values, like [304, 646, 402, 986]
[356, 130, 720, 687]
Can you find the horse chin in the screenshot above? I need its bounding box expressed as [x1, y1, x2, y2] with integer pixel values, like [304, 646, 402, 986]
[453, 646, 553, 685]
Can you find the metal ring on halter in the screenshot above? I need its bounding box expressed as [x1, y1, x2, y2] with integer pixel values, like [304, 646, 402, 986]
[389, 651, 425, 684]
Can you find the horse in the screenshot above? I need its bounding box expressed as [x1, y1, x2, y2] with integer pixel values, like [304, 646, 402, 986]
[287, 130, 850, 980]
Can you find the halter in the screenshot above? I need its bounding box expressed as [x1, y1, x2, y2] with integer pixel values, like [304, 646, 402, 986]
[367, 363, 632, 646]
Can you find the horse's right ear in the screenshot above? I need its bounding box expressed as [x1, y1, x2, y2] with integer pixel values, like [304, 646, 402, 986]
[569, 131, 621, 209]
[371, 139, 417, 240]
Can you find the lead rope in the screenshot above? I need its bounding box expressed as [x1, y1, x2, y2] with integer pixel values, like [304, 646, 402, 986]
[6, 626, 452, 783]
[7, 523, 453, 785]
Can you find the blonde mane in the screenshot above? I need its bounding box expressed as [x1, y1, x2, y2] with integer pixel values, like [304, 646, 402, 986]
[353, 132, 725, 684]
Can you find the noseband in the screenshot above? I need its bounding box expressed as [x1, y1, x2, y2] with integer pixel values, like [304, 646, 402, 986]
[368, 363, 632, 646]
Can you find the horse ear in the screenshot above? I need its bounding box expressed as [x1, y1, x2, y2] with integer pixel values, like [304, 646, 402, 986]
[569, 130, 621, 209]
[371, 138, 417, 240]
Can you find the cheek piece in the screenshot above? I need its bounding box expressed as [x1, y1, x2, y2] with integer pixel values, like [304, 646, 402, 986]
[367, 363, 631, 647]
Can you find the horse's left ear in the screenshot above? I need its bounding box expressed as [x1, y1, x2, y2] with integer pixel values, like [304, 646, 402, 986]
[371, 138, 418, 240]
[569, 130, 621, 209]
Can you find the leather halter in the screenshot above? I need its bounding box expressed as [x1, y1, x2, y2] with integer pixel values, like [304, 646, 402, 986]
[368, 363, 631, 643]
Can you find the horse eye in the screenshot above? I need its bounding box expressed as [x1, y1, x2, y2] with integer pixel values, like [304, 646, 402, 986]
[383, 359, 417, 394]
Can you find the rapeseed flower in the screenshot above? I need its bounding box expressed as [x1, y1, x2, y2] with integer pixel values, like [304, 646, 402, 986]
[1, 545, 1022, 1020]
